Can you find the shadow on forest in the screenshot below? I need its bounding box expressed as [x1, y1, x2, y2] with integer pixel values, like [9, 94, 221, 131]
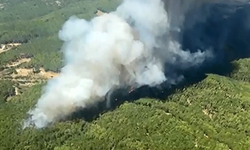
[69, 2, 250, 122]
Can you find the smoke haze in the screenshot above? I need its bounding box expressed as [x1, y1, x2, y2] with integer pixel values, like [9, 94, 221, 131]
[24, 0, 250, 128]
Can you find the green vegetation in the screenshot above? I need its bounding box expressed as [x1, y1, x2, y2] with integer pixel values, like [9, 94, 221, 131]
[0, 0, 121, 71]
[0, 59, 250, 149]
[1, 0, 250, 149]
[0, 80, 14, 104]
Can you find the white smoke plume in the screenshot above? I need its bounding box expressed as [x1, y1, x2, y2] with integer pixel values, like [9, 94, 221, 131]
[24, 0, 248, 128]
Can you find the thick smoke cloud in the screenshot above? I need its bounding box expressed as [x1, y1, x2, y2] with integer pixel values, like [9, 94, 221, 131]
[24, 0, 250, 128]
[181, 0, 250, 59]
[170, 0, 250, 81]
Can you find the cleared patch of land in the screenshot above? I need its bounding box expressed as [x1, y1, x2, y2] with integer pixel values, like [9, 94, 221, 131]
[0, 43, 21, 54]
[0, 42, 58, 101]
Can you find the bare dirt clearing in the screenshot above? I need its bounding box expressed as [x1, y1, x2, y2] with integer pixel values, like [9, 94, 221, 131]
[6, 58, 31, 68]
[0, 43, 59, 100]
[0, 43, 21, 54]
[95, 9, 105, 16]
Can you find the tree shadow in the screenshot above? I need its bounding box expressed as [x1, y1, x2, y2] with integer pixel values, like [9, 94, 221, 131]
[69, 2, 250, 122]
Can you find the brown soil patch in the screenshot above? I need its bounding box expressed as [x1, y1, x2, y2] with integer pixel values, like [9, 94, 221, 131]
[0, 42, 59, 100]
[2, 66, 59, 100]
[187, 98, 192, 106]
[14, 68, 33, 77]
[12, 67, 58, 79]
[6, 58, 31, 68]
[0, 43, 21, 54]
[95, 10, 105, 16]
[55, 1, 61, 6]
[202, 109, 213, 120]
[39, 67, 59, 79]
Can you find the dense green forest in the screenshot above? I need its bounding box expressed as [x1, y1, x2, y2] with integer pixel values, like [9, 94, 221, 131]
[0, 0, 121, 71]
[1, 0, 250, 150]
[1, 59, 250, 150]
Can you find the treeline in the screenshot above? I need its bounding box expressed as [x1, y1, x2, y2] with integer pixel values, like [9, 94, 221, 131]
[230, 59, 250, 82]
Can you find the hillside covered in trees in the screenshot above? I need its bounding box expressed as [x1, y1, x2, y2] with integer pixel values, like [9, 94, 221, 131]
[1, 0, 250, 150]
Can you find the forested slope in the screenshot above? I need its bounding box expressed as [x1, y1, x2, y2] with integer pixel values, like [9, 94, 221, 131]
[0, 0, 250, 150]
[0, 0, 120, 71]
[1, 59, 250, 150]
